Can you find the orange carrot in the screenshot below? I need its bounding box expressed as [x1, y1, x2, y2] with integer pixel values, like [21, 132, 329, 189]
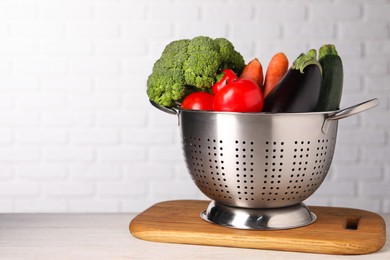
[239, 58, 263, 87]
[263, 52, 289, 97]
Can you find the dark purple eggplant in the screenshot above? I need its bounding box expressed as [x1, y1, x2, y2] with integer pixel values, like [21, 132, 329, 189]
[263, 49, 322, 113]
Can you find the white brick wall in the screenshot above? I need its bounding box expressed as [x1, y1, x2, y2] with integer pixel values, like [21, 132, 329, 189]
[0, 0, 389, 213]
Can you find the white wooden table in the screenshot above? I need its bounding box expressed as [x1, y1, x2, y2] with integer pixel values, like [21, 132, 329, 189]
[0, 212, 389, 259]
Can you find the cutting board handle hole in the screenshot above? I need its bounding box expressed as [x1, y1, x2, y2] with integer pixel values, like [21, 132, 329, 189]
[345, 216, 361, 230]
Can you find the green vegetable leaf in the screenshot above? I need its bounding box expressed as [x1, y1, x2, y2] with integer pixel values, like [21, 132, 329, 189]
[292, 49, 322, 75]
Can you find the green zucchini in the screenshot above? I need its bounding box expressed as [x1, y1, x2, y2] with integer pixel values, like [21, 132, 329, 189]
[315, 44, 343, 111]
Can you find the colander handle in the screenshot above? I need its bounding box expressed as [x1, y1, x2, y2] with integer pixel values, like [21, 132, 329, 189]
[322, 98, 379, 134]
[326, 98, 379, 121]
[149, 100, 179, 115]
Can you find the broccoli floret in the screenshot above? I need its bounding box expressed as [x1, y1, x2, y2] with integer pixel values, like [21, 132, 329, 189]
[146, 68, 186, 107]
[214, 38, 246, 75]
[157, 39, 190, 70]
[146, 40, 189, 107]
[183, 36, 221, 88]
[147, 36, 245, 107]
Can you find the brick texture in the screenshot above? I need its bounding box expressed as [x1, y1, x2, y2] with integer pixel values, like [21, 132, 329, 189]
[0, 0, 389, 213]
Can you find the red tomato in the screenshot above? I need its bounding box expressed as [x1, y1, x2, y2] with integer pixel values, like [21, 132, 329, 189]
[213, 79, 264, 112]
[181, 92, 214, 111]
[212, 69, 238, 94]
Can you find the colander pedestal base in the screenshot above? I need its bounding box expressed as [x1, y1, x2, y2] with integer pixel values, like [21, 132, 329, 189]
[200, 201, 316, 230]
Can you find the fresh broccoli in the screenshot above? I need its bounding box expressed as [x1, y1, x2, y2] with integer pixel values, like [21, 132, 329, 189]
[147, 36, 245, 107]
[146, 68, 187, 107]
[214, 38, 246, 73]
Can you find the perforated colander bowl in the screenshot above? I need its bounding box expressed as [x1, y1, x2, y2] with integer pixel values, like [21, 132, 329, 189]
[181, 112, 336, 209]
[151, 98, 378, 229]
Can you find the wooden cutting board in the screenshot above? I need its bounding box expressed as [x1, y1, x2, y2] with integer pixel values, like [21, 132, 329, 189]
[129, 200, 386, 255]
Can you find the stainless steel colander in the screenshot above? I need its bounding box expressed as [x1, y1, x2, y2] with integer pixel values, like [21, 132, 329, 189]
[151, 98, 378, 229]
